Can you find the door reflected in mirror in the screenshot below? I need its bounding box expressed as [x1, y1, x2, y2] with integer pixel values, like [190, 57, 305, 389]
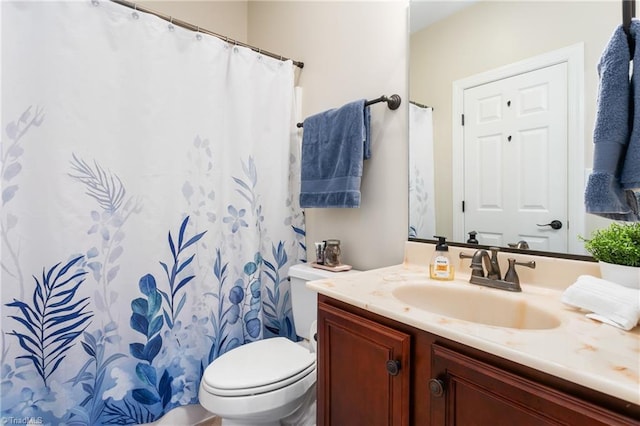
[409, 0, 620, 256]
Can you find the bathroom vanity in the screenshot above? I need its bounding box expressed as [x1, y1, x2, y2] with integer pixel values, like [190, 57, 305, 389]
[309, 243, 640, 425]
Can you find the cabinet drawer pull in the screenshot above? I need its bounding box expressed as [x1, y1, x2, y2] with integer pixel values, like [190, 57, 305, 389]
[429, 378, 445, 397]
[386, 360, 401, 376]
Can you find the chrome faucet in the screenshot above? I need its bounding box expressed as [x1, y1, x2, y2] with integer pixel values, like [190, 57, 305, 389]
[508, 240, 530, 250]
[459, 249, 487, 277]
[459, 247, 535, 292]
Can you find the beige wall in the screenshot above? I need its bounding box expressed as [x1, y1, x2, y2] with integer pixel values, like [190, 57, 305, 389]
[248, 1, 410, 270]
[410, 1, 618, 240]
[139, 1, 248, 42]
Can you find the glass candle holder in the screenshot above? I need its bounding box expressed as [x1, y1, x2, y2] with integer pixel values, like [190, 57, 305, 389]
[323, 239, 341, 267]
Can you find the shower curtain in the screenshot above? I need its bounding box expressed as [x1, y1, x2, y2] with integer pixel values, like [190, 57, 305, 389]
[409, 103, 436, 239]
[1, 1, 305, 424]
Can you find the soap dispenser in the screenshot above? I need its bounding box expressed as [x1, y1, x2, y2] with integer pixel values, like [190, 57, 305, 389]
[467, 231, 479, 244]
[430, 236, 454, 281]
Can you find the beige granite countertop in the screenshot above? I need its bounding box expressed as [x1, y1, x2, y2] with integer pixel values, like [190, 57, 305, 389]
[307, 242, 640, 405]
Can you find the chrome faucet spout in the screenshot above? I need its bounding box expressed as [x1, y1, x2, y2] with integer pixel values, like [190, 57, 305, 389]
[460, 250, 489, 277]
[472, 249, 490, 277]
[508, 240, 530, 249]
[463, 248, 500, 279]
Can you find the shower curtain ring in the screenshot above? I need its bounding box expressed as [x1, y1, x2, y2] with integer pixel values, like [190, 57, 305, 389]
[196, 26, 202, 40]
[168, 16, 174, 31]
[132, 4, 139, 19]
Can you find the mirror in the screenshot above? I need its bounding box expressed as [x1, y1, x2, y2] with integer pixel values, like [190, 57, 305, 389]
[409, 0, 619, 257]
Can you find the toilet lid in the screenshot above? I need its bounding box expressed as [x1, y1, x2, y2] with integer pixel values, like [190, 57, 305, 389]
[203, 337, 316, 395]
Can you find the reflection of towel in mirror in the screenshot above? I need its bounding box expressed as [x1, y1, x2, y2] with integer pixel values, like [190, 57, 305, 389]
[561, 275, 640, 330]
[622, 21, 640, 207]
[299, 100, 370, 208]
[585, 24, 639, 220]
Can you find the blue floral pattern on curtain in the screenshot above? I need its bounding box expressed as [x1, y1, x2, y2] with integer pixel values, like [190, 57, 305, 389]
[1, 1, 305, 424]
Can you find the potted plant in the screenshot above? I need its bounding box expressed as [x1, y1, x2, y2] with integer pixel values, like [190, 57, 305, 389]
[582, 222, 640, 288]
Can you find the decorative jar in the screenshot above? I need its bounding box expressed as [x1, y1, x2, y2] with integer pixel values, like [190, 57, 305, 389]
[324, 239, 341, 267]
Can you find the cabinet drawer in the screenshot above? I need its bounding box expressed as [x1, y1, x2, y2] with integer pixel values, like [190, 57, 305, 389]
[430, 344, 638, 426]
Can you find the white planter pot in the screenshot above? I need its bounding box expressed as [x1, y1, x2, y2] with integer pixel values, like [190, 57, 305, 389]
[598, 261, 640, 289]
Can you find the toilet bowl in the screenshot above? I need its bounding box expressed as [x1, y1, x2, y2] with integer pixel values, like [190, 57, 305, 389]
[198, 263, 359, 426]
[199, 337, 316, 426]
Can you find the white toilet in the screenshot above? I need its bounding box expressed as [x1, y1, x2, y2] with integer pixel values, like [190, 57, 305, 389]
[198, 263, 359, 426]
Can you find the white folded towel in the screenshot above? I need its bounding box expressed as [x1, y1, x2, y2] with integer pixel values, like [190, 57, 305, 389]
[561, 275, 640, 330]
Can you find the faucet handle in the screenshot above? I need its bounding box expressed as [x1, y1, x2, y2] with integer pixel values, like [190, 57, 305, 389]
[515, 260, 536, 269]
[504, 258, 536, 284]
[459, 252, 475, 260]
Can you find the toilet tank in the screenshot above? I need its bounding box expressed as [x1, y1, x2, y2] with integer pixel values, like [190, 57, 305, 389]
[288, 263, 360, 340]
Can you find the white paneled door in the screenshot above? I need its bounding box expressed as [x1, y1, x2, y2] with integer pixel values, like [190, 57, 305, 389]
[463, 63, 568, 252]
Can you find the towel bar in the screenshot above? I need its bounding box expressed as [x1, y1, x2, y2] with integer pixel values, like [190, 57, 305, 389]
[623, 0, 635, 55]
[296, 94, 402, 128]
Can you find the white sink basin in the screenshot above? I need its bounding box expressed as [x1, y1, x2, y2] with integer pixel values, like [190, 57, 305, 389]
[391, 284, 561, 330]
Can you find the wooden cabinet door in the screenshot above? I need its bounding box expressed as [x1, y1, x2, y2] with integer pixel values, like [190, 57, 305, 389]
[430, 344, 638, 426]
[318, 301, 411, 426]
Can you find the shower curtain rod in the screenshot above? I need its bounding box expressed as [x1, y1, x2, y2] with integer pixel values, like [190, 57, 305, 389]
[110, 0, 304, 69]
[296, 94, 402, 128]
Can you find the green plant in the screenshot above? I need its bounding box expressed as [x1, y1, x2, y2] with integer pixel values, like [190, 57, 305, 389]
[581, 222, 640, 267]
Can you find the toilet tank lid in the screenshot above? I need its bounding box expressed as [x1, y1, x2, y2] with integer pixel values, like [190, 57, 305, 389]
[288, 263, 361, 281]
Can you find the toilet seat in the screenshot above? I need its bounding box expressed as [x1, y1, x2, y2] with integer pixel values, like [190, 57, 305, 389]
[201, 337, 316, 397]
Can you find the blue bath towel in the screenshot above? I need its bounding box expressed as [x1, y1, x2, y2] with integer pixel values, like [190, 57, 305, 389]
[585, 24, 639, 220]
[622, 21, 640, 196]
[300, 100, 370, 208]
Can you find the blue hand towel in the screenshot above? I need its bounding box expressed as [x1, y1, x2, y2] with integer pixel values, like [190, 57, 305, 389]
[622, 20, 640, 198]
[585, 24, 639, 220]
[299, 100, 370, 208]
